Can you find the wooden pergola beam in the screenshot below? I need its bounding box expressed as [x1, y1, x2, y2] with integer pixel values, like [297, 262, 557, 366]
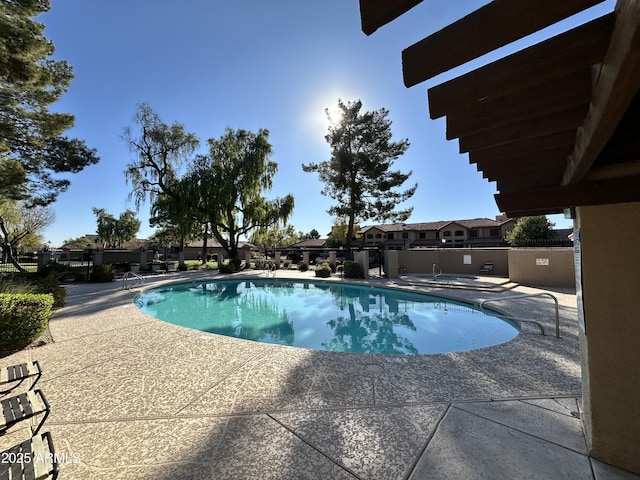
[458, 105, 588, 153]
[403, 0, 605, 86]
[496, 175, 640, 215]
[469, 130, 577, 163]
[427, 13, 614, 119]
[563, 0, 640, 185]
[445, 70, 592, 139]
[359, 0, 423, 36]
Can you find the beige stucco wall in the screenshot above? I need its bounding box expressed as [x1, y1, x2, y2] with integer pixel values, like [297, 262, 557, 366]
[388, 249, 509, 277]
[577, 202, 640, 474]
[508, 248, 575, 288]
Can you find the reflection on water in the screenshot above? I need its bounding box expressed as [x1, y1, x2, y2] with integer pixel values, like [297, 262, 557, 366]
[135, 280, 519, 355]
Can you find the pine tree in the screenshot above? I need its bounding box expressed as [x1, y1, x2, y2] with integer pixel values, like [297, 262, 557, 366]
[302, 99, 416, 251]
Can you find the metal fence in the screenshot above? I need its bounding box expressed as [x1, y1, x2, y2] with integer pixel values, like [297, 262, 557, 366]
[0, 253, 38, 274]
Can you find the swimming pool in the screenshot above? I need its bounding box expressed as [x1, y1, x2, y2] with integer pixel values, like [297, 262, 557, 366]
[134, 279, 519, 355]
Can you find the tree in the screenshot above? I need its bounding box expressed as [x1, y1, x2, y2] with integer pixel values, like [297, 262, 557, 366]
[0, 200, 55, 270]
[250, 224, 300, 256]
[124, 105, 294, 260]
[0, 0, 100, 206]
[92, 208, 141, 248]
[61, 236, 94, 250]
[123, 103, 200, 209]
[506, 216, 555, 246]
[302, 99, 416, 251]
[185, 128, 295, 259]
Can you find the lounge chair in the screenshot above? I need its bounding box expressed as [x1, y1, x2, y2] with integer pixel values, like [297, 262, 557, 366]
[479, 262, 494, 274]
[0, 431, 59, 479]
[0, 361, 42, 395]
[0, 389, 50, 436]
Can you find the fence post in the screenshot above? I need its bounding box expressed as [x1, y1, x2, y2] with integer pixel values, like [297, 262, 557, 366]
[37, 251, 51, 273]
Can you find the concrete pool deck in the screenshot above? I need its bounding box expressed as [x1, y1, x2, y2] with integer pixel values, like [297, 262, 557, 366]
[1, 269, 638, 479]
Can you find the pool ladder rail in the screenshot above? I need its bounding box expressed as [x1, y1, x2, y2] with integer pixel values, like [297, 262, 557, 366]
[432, 263, 443, 280]
[478, 292, 561, 338]
[122, 271, 146, 290]
[264, 263, 277, 278]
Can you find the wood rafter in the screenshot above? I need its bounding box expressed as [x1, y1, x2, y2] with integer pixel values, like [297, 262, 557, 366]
[427, 13, 614, 119]
[359, 0, 422, 35]
[403, 0, 605, 86]
[562, 0, 640, 184]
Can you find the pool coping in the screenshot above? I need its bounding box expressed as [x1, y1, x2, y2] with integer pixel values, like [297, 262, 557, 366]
[3, 269, 633, 479]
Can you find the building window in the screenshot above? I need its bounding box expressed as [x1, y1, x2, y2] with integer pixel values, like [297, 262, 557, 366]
[455, 230, 464, 236]
[367, 234, 373, 239]
[419, 232, 426, 239]
[375, 233, 382, 239]
[469, 230, 478, 238]
[443, 231, 451, 237]
[490, 228, 499, 236]
[387, 233, 394, 240]
[402, 232, 408, 239]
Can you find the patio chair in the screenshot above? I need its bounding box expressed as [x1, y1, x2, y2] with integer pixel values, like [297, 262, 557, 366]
[0, 361, 42, 395]
[0, 389, 50, 436]
[0, 431, 59, 479]
[479, 262, 494, 274]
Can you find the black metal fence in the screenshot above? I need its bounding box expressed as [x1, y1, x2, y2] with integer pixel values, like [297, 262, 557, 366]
[0, 253, 38, 274]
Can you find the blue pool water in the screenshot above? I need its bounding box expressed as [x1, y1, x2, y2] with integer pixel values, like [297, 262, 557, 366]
[134, 279, 519, 355]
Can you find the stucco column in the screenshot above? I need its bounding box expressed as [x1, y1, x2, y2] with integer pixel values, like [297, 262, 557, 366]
[303, 251, 310, 265]
[385, 250, 399, 278]
[576, 202, 640, 474]
[245, 250, 252, 268]
[92, 250, 103, 267]
[37, 251, 51, 273]
[275, 251, 281, 267]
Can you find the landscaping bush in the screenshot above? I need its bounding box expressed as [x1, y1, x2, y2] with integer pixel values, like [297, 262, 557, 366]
[315, 263, 332, 278]
[219, 262, 236, 274]
[198, 261, 218, 270]
[230, 257, 242, 272]
[39, 260, 71, 279]
[0, 293, 53, 351]
[343, 260, 361, 279]
[297, 262, 309, 272]
[91, 264, 115, 282]
[283, 260, 291, 269]
[36, 273, 67, 308]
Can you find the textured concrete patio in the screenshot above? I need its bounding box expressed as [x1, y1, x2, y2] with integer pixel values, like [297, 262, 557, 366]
[1, 269, 638, 479]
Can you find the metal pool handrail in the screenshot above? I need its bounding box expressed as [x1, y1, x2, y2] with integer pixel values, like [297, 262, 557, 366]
[122, 271, 145, 290]
[432, 263, 442, 280]
[264, 263, 277, 278]
[478, 292, 560, 338]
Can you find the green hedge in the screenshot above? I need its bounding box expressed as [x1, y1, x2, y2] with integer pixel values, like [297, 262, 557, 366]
[343, 260, 361, 279]
[0, 293, 54, 350]
[315, 263, 332, 278]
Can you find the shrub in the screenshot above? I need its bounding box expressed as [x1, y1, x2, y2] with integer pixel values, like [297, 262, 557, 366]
[0, 293, 53, 350]
[283, 260, 291, 269]
[198, 261, 218, 270]
[36, 273, 67, 308]
[343, 260, 361, 279]
[315, 263, 332, 278]
[230, 257, 242, 271]
[219, 262, 236, 274]
[39, 261, 70, 279]
[91, 264, 116, 282]
[297, 262, 309, 272]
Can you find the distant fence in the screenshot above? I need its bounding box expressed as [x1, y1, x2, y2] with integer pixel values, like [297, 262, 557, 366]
[0, 253, 39, 274]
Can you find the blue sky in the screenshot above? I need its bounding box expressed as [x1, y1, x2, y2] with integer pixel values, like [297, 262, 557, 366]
[39, 0, 614, 247]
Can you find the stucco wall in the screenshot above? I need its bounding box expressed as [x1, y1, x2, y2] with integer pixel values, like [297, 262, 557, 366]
[391, 249, 509, 277]
[508, 248, 575, 288]
[384, 247, 575, 289]
[577, 201, 640, 473]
